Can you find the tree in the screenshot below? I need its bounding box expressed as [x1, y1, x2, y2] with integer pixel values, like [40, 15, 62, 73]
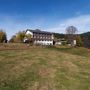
[66, 26, 77, 35]
[76, 36, 83, 47]
[66, 26, 78, 46]
[16, 31, 25, 43]
[9, 35, 16, 43]
[24, 34, 32, 43]
[9, 31, 26, 43]
[0, 29, 7, 43]
[25, 34, 32, 40]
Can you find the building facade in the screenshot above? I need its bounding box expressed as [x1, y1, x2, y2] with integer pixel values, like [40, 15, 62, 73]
[25, 29, 54, 45]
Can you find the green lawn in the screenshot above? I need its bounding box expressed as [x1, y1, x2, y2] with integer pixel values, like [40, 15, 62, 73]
[0, 44, 90, 90]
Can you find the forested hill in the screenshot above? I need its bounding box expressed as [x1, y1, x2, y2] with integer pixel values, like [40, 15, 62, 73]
[54, 32, 90, 40]
[80, 32, 90, 48]
[54, 32, 90, 48]
[54, 33, 65, 39]
[81, 32, 90, 40]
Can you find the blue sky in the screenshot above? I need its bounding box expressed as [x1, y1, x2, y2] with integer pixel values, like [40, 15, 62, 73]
[0, 0, 90, 39]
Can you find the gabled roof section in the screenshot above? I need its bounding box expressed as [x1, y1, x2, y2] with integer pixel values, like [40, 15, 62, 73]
[26, 29, 53, 34]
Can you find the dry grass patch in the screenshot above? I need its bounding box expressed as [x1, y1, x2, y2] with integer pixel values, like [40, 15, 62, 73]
[0, 44, 90, 90]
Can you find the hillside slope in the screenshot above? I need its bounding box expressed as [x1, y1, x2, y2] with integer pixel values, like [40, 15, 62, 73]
[0, 45, 90, 90]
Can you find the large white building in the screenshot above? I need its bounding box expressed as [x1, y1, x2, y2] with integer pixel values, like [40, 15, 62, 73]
[25, 29, 54, 45]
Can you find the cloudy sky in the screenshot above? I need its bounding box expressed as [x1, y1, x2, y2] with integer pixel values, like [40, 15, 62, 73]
[0, 0, 90, 39]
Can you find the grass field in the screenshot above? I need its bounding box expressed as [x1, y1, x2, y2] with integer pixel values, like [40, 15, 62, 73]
[0, 44, 90, 90]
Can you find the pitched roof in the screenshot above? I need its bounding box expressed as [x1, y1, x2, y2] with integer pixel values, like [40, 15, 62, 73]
[26, 29, 53, 34]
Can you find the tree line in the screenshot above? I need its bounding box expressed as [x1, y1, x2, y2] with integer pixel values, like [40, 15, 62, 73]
[0, 27, 89, 47]
[0, 29, 32, 43]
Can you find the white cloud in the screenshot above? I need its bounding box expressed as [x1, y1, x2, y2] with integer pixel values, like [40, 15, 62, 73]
[0, 14, 90, 39]
[46, 14, 90, 34]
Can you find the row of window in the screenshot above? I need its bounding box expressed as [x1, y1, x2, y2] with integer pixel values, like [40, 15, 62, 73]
[33, 34, 52, 37]
[35, 40, 53, 41]
[33, 36, 52, 39]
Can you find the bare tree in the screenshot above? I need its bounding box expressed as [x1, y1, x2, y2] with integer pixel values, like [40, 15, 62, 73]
[66, 26, 78, 46]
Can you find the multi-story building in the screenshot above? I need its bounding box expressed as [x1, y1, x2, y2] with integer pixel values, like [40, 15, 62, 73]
[24, 29, 54, 45]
